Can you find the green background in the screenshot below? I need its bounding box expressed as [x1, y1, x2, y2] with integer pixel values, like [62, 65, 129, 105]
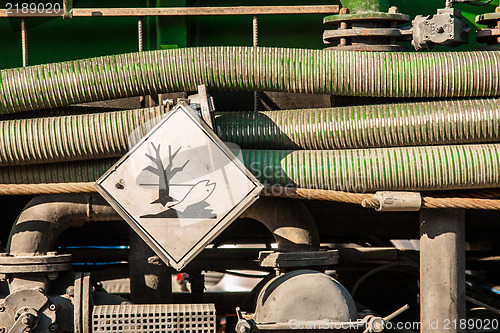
[0, 0, 498, 69]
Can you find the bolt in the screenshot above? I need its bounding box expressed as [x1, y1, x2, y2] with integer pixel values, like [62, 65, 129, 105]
[49, 303, 57, 311]
[388, 6, 399, 14]
[0, 274, 7, 282]
[49, 323, 58, 332]
[115, 182, 124, 189]
[339, 7, 349, 15]
[436, 26, 444, 33]
[0, 326, 5, 333]
[66, 285, 74, 297]
[0, 305, 4, 312]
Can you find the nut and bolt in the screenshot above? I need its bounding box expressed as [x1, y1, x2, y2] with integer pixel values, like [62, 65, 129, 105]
[388, 6, 399, 14]
[22, 316, 30, 325]
[49, 323, 58, 332]
[339, 7, 350, 46]
[0, 305, 5, 312]
[49, 303, 57, 311]
[0, 326, 6, 333]
[0, 274, 7, 282]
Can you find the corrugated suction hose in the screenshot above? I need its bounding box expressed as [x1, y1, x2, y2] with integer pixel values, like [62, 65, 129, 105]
[2, 98, 500, 166]
[218, 98, 500, 150]
[2, 47, 500, 114]
[1, 143, 499, 191]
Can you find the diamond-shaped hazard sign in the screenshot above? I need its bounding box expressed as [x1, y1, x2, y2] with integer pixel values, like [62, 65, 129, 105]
[95, 102, 263, 270]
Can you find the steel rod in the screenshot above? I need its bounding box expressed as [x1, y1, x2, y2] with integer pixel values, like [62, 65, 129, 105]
[0, 5, 339, 18]
[21, 18, 28, 67]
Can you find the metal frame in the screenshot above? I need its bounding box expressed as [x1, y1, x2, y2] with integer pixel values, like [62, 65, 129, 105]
[0, 5, 339, 18]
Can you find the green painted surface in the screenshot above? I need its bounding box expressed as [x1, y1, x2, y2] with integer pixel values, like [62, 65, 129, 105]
[0, 0, 499, 70]
[341, 0, 389, 12]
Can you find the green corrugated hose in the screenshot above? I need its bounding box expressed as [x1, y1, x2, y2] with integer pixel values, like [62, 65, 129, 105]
[2, 47, 500, 114]
[1, 144, 499, 191]
[217, 98, 500, 150]
[2, 98, 500, 166]
[0, 107, 164, 166]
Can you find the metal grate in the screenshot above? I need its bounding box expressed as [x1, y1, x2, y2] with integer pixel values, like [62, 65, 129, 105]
[92, 303, 216, 333]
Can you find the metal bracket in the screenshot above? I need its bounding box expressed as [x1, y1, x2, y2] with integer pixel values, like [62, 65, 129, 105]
[373, 191, 422, 212]
[259, 249, 339, 268]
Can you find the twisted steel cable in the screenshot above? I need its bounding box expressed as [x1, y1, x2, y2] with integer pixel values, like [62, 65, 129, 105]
[1, 181, 500, 210]
[2, 47, 500, 114]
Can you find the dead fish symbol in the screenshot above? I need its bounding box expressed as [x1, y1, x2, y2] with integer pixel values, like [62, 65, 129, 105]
[168, 180, 216, 213]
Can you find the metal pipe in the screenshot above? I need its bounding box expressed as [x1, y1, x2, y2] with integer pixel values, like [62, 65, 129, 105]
[6, 193, 121, 292]
[7, 193, 120, 255]
[240, 197, 319, 252]
[2, 47, 500, 114]
[129, 231, 172, 304]
[420, 209, 466, 333]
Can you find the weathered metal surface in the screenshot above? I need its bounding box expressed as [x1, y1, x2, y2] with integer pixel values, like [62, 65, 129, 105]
[420, 209, 465, 333]
[476, 6, 500, 50]
[0, 5, 340, 18]
[92, 303, 216, 333]
[373, 191, 422, 211]
[412, 7, 470, 51]
[253, 270, 357, 328]
[258, 250, 339, 267]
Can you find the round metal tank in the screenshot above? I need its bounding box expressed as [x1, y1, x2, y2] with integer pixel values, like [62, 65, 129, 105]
[254, 270, 357, 331]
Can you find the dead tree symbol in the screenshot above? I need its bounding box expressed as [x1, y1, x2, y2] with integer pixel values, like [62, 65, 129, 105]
[143, 143, 189, 206]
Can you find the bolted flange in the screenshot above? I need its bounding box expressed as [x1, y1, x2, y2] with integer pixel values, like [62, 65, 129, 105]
[323, 6, 411, 51]
[476, 6, 500, 50]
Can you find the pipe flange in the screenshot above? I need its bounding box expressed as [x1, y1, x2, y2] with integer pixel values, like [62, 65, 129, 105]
[476, 7, 500, 50]
[323, 7, 411, 51]
[0, 253, 72, 274]
[259, 249, 338, 268]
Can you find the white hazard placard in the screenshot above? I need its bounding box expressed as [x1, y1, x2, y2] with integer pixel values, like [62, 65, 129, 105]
[95, 102, 263, 270]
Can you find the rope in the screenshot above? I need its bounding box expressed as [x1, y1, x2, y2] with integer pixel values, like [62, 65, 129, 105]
[2, 182, 500, 210]
[0, 183, 96, 196]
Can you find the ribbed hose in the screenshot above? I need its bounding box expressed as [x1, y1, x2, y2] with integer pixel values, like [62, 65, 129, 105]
[243, 145, 500, 191]
[2, 98, 500, 166]
[1, 144, 499, 191]
[0, 106, 164, 166]
[218, 98, 500, 150]
[2, 47, 500, 114]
